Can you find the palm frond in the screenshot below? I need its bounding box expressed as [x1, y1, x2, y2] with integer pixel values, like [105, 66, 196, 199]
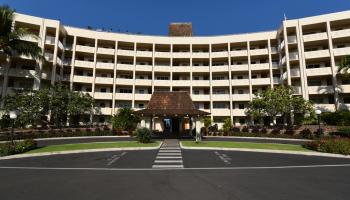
[338, 55, 350, 75]
[9, 39, 43, 60]
[0, 5, 14, 38]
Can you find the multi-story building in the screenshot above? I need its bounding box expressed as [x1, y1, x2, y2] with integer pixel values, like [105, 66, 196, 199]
[1, 11, 350, 127]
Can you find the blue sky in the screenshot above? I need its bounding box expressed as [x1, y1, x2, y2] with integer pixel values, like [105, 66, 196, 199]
[2, 0, 350, 35]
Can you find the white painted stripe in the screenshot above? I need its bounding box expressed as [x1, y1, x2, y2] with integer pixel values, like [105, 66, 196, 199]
[157, 153, 182, 156]
[160, 148, 180, 150]
[158, 150, 181, 153]
[156, 156, 182, 159]
[154, 160, 183, 163]
[1, 164, 350, 171]
[152, 165, 184, 168]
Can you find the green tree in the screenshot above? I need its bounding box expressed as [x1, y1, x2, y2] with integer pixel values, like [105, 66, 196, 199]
[222, 118, 232, 133]
[248, 86, 314, 126]
[200, 116, 212, 134]
[338, 55, 350, 76]
[67, 92, 95, 126]
[0, 5, 43, 99]
[111, 107, 140, 132]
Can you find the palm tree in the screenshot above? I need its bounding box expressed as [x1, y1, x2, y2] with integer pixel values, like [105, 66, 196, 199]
[0, 5, 43, 99]
[338, 55, 350, 76]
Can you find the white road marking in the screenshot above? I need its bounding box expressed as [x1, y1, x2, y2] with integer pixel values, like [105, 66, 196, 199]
[106, 152, 126, 166]
[1, 163, 350, 171]
[156, 156, 182, 159]
[152, 139, 184, 168]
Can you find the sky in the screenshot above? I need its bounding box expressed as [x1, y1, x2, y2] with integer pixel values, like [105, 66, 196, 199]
[2, 0, 350, 36]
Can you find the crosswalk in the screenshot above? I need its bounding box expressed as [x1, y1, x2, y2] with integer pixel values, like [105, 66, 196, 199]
[152, 139, 183, 169]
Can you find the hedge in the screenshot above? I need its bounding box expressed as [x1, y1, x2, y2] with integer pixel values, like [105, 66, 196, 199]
[0, 139, 37, 156]
[303, 138, 350, 155]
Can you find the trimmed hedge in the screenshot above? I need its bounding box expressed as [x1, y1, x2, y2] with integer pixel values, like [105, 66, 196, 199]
[0, 139, 37, 156]
[303, 138, 350, 155]
[330, 127, 350, 138]
[321, 111, 350, 126]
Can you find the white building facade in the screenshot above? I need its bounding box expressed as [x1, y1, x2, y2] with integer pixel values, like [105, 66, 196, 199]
[1, 11, 350, 127]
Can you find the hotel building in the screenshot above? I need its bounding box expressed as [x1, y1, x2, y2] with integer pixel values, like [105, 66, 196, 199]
[1, 11, 350, 128]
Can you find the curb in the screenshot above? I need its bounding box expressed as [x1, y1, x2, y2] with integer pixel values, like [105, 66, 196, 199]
[179, 142, 350, 159]
[0, 136, 132, 143]
[0, 142, 162, 160]
[204, 136, 311, 142]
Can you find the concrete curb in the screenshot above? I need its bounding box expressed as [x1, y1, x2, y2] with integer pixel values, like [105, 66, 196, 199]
[179, 142, 350, 159]
[0, 136, 132, 143]
[204, 136, 311, 142]
[0, 142, 162, 160]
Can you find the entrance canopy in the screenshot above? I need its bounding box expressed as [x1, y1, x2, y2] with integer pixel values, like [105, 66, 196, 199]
[133, 91, 210, 117]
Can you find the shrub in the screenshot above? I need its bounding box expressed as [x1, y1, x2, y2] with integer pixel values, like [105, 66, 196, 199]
[331, 127, 350, 138]
[242, 127, 249, 133]
[0, 139, 37, 156]
[300, 128, 313, 139]
[321, 110, 350, 126]
[251, 127, 260, 133]
[303, 138, 350, 155]
[232, 127, 240, 133]
[135, 128, 151, 143]
[271, 128, 281, 135]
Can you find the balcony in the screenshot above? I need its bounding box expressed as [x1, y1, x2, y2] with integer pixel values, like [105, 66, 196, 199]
[117, 49, 134, 56]
[192, 80, 210, 87]
[63, 59, 72, 66]
[73, 75, 93, 83]
[21, 35, 38, 43]
[116, 78, 133, 85]
[306, 67, 332, 76]
[332, 28, 350, 39]
[232, 109, 247, 116]
[75, 60, 94, 68]
[230, 64, 248, 72]
[173, 66, 191, 72]
[134, 93, 152, 101]
[250, 48, 268, 55]
[7, 69, 38, 78]
[314, 104, 336, 112]
[154, 65, 171, 72]
[58, 41, 64, 50]
[211, 109, 230, 116]
[56, 57, 63, 66]
[211, 79, 230, 87]
[212, 94, 230, 101]
[293, 86, 302, 95]
[154, 79, 171, 86]
[192, 66, 209, 72]
[136, 50, 152, 57]
[333, 47, 350, 57]
[231, 94, 250, 101]
[94, 92, 113, 99]
[44, 53, 53, 62]
[304, 49, 330, 59]
[211, 51, 228, 58]
[45, 35, 55, 45]
[251, 78, 270, 85]
[279, 40, 285, 50]
[192, 52, 209, 58]
[289, 52, 299, 61]
[303, 32, 328, 42]
[135, 79, 152, 86]
[76, 45, 95, 53]
[290, 68, 301, 77]
[212, 65, 229, 72]
[117, 64, 133, 71]
[191, 94, 210, 101]
[308, 86, 334, 94]
[339, 84, 350, 93]
[97, 47, 115, 55]
[172, 52, 191, 58]
[154, 51, 170, 58]
[280, 56, 286, 65]
[95, 77, 113, 84]
[231, 79, 250, 86]
[96, 62, 114, 70]
[97, 107, 112, 115]
[273, 77, 280, 84]
[230, 49, 247, 57]
[115, 93, 133, 100]
[270, 47, 278, 54]
[172, 80, 191, 87]
[136, 64, 152, 72]
[271, 62, 279, 69]
[287, 35, 297, 44]
[251, 63, 269, 71]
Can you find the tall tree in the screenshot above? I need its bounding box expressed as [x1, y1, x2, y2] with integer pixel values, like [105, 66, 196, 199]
[0, 5, 43, 98]
[112, 107, 140, 132]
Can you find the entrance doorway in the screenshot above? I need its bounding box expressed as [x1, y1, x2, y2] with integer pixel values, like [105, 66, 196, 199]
[163, 117, 180, 138]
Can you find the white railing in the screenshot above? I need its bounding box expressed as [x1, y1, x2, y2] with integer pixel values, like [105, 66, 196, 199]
[303, 32, 328, 42]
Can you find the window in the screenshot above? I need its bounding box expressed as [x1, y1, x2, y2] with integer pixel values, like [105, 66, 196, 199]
[193, 76, 200, 80]
[306, 64, 320, 69]
[101, 74, 108, 77]
[237, 76, 243, 79]
[139, 89, 145, 94]
[336, 44, 346, 48]
[100, 88, 107, 93]
[252, 75, 257, 79]
[213, 89, 225, 94]
[239, 118, 246, 124]
[237, 62, 242, 65]
[193, 90, 200, 95]
[87, 72, 93, 77]
[120, 88, 132, 93]
[100, 103, 106, 108]
[213, 102, 227, 109]
[308, 80, 322, 86]
[212, 76, 225, 80]
[238, 90, 244, 94]
[251, 61, 256, 64]
[139, 76, 144, 79]
[344, 98, 350, 104]
[252, 89, 257, 94]
[86, 87, 92, 92]
[138, 104, 144, 109]
[238, 104, 245, 109]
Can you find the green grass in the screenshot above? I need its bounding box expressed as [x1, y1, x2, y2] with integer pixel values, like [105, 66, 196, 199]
[26, 141, 160, 154]
[181, 141, 311, 152]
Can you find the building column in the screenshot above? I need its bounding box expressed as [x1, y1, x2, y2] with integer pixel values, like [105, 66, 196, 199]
[50, 26, 60, 85]
[282, 21, 292, 86]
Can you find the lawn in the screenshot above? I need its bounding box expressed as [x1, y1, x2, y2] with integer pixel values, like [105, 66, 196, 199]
[26, 141, 160, 154]
[181, 141, 311, 152]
